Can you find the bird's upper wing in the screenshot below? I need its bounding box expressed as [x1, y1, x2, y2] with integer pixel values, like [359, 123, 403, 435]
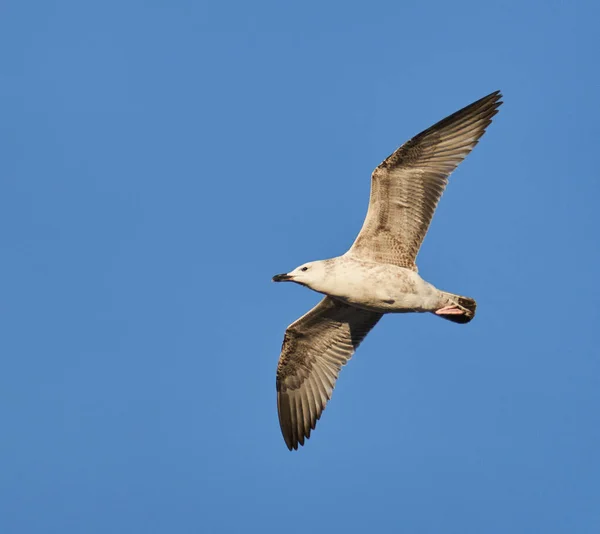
[346, 91, 503, 270]
[276, 296, 382, 450]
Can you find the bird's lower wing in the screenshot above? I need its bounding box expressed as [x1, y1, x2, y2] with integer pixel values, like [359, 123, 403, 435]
[276, 296, 383, 450]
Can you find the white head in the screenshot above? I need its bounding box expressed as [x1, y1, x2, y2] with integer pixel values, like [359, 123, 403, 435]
[272, 260, 330, 292]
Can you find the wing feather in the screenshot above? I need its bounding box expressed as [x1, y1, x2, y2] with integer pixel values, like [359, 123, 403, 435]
[346, 91, 502, 269]
[276, 297, 382, 450]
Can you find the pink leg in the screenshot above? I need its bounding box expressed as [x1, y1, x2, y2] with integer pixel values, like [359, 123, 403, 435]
[435, 305, 464, 316]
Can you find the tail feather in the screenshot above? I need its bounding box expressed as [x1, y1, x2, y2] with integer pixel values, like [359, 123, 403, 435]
[435, 292, 477, 324]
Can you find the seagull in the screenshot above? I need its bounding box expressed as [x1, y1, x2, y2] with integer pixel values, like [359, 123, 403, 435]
[272, 91, 502, 450]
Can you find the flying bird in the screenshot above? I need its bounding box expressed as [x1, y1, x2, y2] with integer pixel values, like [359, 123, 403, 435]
[273, 91, 502, 450]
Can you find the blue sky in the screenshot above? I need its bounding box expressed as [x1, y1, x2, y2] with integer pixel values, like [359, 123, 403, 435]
[1, 1, 599, 533]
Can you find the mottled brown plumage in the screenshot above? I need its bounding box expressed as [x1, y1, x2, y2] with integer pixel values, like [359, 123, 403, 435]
[276, 297, 382, 450]
[347, 91, 502, 270]
[275, 91, 502, 450]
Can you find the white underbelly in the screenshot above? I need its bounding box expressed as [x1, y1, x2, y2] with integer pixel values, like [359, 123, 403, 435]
[316, 259, 442, 313]
[334, 275, 440, 313]
[339, 290, 437, 313]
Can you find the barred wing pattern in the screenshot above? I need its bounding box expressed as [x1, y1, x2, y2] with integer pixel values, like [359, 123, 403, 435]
[276, 297, 383, 450]
[347, 91, 502, 270]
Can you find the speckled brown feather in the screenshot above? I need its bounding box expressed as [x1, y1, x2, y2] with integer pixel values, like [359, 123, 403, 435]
[347, 91, 503, 270]
[276, 297, 382, 450]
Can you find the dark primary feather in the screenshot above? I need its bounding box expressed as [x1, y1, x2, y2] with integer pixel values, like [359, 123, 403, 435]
[276, 297, 382, 450]
[347, 91, 503, 270]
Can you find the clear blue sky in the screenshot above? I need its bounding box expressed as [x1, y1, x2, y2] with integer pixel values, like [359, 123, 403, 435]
[1, 1, 599, 533]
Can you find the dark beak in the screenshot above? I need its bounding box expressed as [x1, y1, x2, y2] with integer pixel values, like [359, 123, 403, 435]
[272, 273, 292, 282]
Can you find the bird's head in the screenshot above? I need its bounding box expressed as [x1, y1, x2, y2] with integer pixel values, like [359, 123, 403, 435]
[272, 261, 329, 291]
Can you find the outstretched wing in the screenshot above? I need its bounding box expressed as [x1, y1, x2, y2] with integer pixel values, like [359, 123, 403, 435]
[276, 297, 382, 450]
[346, 91, 502, 270]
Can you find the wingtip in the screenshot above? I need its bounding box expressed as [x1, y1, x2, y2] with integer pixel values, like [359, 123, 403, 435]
[278, 390, 308, 451]
[485, 89, 503, 106]
[461, 89, 503, 124]
[283, 435, 301, 451]
[486, 89, 502, 98]
[485, 90, 504, 118]
[283, 429, 309, 451]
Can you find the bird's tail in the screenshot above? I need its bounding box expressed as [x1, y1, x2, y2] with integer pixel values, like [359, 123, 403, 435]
[434, 292, 477, 324]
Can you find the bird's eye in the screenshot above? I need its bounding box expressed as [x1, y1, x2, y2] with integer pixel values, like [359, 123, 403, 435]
[301, 266, 308, 272]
